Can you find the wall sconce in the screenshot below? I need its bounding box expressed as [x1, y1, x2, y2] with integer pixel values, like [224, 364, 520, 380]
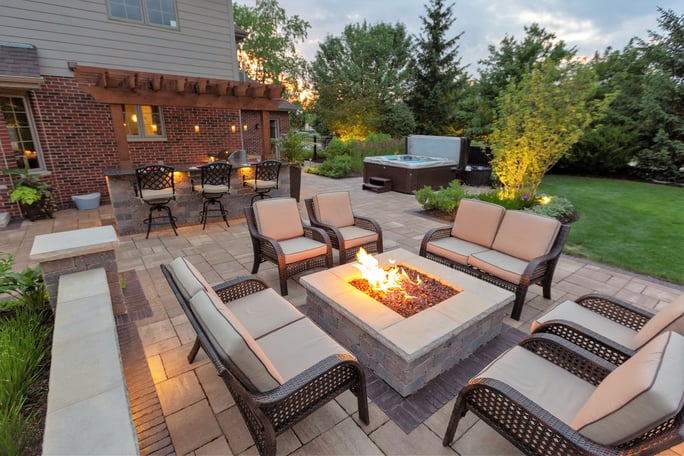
[194, 125, 200, 133]
[255, 123, 260, 130]
[231, 125, 237, 133]
[243, 124, 248, 132]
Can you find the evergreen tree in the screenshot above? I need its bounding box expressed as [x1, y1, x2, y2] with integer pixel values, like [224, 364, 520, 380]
[407, 0, 467, 135]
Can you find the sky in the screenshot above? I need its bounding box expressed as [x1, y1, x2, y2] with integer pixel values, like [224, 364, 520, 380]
[236, 0, 681, 76]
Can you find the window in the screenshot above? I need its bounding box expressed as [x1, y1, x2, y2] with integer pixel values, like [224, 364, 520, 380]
[1, 96, 44, 170]
[123, 105, 166, 140]
[108, 0, 178, 28]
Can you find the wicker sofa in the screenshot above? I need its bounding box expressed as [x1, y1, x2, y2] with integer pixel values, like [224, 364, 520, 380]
[161, 257, 369, 456]
[420, 199, 570, 320]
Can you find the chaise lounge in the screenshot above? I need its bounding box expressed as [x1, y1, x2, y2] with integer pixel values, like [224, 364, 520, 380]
[161, 257, 369, 456]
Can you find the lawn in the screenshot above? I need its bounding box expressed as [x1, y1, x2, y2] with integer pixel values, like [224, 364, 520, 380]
[538, 175, 684, 285]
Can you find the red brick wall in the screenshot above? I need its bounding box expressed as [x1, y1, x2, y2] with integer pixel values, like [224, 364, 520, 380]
[0, 76, 290, 214]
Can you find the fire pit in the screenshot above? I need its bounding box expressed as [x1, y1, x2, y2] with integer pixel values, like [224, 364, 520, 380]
[300, 248, 514, 396]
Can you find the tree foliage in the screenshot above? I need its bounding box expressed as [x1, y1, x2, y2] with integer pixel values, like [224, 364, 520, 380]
[407, 0, 467, 135]
[466, 24, 575, 140]
[311, 21, 413, 139]
[233, 0, 310, 100]
[490, 60, 613, 200]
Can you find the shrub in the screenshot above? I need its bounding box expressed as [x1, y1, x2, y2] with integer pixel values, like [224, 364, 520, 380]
[414, 180, 466, 214]
[524, 195, 576, 222]
[470, 190, 531, 210]
[322, 137, 351, 158]
[306, 154, 352, 178]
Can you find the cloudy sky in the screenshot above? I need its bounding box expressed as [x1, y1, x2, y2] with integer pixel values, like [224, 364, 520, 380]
[236, 0, 681, 75]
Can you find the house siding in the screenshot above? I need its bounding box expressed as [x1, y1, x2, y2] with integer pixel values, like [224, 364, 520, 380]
[0, 0, 239, 80]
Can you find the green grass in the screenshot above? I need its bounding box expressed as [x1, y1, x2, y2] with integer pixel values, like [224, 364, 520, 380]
[538, 175, 684, 284]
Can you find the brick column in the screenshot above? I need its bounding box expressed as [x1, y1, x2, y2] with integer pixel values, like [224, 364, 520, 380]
[29, 226, 120, 311]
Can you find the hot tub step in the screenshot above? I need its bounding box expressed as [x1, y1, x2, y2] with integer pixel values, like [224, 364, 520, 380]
[363, 177, 392, 193]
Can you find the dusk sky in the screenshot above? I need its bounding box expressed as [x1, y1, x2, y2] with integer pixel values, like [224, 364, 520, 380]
[236, 0, 681, 75]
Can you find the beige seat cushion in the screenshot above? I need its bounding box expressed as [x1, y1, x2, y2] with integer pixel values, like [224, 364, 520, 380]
[190, 290, 284, 392]
[634, 293, 684, 347]
[426, 237, 491, 266]
[140, 187, 174, 201]
[531, 300, 640, 350]
[451, 199, 505, 248]
[313, 192, 355, 228]
[278, 237, 329, 264]
[492, 210, 561, 261]
[337, 226, 378, 249]
[227, 287, 305, 339]
[477, 345, 595, 424]
[244, 179, 278, 191]
[199, 184, 230, 194]
[253, 198, 304, 241]
[467, 249, 529, 284]
[257, 318, 348, 383]
[168, 256, 212, 301]
[572, 332, 684, 445]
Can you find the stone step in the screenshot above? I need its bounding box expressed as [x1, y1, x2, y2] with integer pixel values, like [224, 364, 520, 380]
[363, 177, 392, 193]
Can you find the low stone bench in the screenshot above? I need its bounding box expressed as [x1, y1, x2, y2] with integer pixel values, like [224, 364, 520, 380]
[42, 268, 138, 455]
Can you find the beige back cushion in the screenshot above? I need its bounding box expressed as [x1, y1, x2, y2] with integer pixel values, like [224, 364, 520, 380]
[634, 293, 684, 347]
[168, 256, 212, 301]
[313, 192, 355, 228]
[492, 210, 561, 261]
[253, 198, 304, 241]
[572, 332, 684, 445]
[190, 290, 284, 392]
[451, 199, 505, 248]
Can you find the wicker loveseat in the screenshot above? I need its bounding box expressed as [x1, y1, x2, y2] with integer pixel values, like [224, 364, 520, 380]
[420, 199, 570, 320]
[161, 257, 369, 456]
[443, 331, 684, 455]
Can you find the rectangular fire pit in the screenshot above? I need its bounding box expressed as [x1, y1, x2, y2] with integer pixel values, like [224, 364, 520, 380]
[300, 249, 514, 397]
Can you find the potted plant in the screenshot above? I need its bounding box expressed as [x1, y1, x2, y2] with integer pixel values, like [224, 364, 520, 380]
[276, 130, 307, 202]
[1, 168, 55, 220]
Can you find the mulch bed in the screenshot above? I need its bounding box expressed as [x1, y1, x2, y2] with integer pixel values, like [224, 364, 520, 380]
[349, 266, 460, 318]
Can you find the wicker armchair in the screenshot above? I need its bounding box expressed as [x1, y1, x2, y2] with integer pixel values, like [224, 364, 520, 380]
[443, 332, 684, 455]
[531, 292, 684, 366]
[161, 260, 369, 456]
[305, 191, 383, 264]
[244, 197, 333, 295]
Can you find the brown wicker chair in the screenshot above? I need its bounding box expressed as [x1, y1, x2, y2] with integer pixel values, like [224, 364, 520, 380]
[443, 332, 684, 455]
[244, 197, 333, 295]
[305, 191, 383, 264]
[161, 260, 369, 456]
[531, 292, 684, 366]
[420, 199, 570, 320]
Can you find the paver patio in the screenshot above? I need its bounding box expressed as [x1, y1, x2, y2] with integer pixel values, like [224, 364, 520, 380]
[2, 172, 683, 455]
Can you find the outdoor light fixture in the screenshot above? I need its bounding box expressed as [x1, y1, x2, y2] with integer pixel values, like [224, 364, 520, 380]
[194, 125, 200, 133]
[255, 123, 260, 130]
[243, 124, 248, 131]
[231, 125, 236, 133]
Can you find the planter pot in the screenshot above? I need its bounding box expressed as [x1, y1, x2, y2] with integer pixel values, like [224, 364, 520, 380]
[20, 196, 55, 221]
[72, 192, 101, 210]
[289, 165, 302, 202]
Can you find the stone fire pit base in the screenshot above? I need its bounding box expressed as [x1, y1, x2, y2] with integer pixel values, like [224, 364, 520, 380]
[301, 249, 514, 397]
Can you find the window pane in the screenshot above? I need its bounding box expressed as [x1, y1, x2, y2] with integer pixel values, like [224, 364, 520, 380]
[109, 0, 142, 21]
[1, 96, 42, 169]
[123, 105, 139, 136]
[141, 105, 163, 136]
[145, 0, 176, 27]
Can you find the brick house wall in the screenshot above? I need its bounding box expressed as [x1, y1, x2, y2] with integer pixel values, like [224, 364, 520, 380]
[1, 76, 289, 215]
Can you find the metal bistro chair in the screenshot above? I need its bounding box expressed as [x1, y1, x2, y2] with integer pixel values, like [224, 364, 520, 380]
[243, 159, 281, 206]
[135, 164, 178, 239]
[193, 162, 232, 229]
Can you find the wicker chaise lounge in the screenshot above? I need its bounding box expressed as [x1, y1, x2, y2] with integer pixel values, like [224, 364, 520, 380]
[531, 292, 684, 365]
[443, 332, 684, 455]
[161, 257, 369, 456]
[420, 199, 570, 320]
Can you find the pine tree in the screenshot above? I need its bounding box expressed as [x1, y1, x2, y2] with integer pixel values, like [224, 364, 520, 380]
[407, 0, 467, 135]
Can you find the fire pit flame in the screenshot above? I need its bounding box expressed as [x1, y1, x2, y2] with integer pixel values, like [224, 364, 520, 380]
[354, 248, 420, 297]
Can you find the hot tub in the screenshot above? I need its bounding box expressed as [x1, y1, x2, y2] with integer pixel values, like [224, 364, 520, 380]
[363, 154, 459, 193]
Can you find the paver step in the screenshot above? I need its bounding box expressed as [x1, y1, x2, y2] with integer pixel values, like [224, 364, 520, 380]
[363, 177, 392, 193]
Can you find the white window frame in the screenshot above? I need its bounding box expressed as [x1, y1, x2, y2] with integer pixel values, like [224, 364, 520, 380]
[123, 105, 167, 141]
[0, 94, 46, 171]
[107, 0, 179, 29]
